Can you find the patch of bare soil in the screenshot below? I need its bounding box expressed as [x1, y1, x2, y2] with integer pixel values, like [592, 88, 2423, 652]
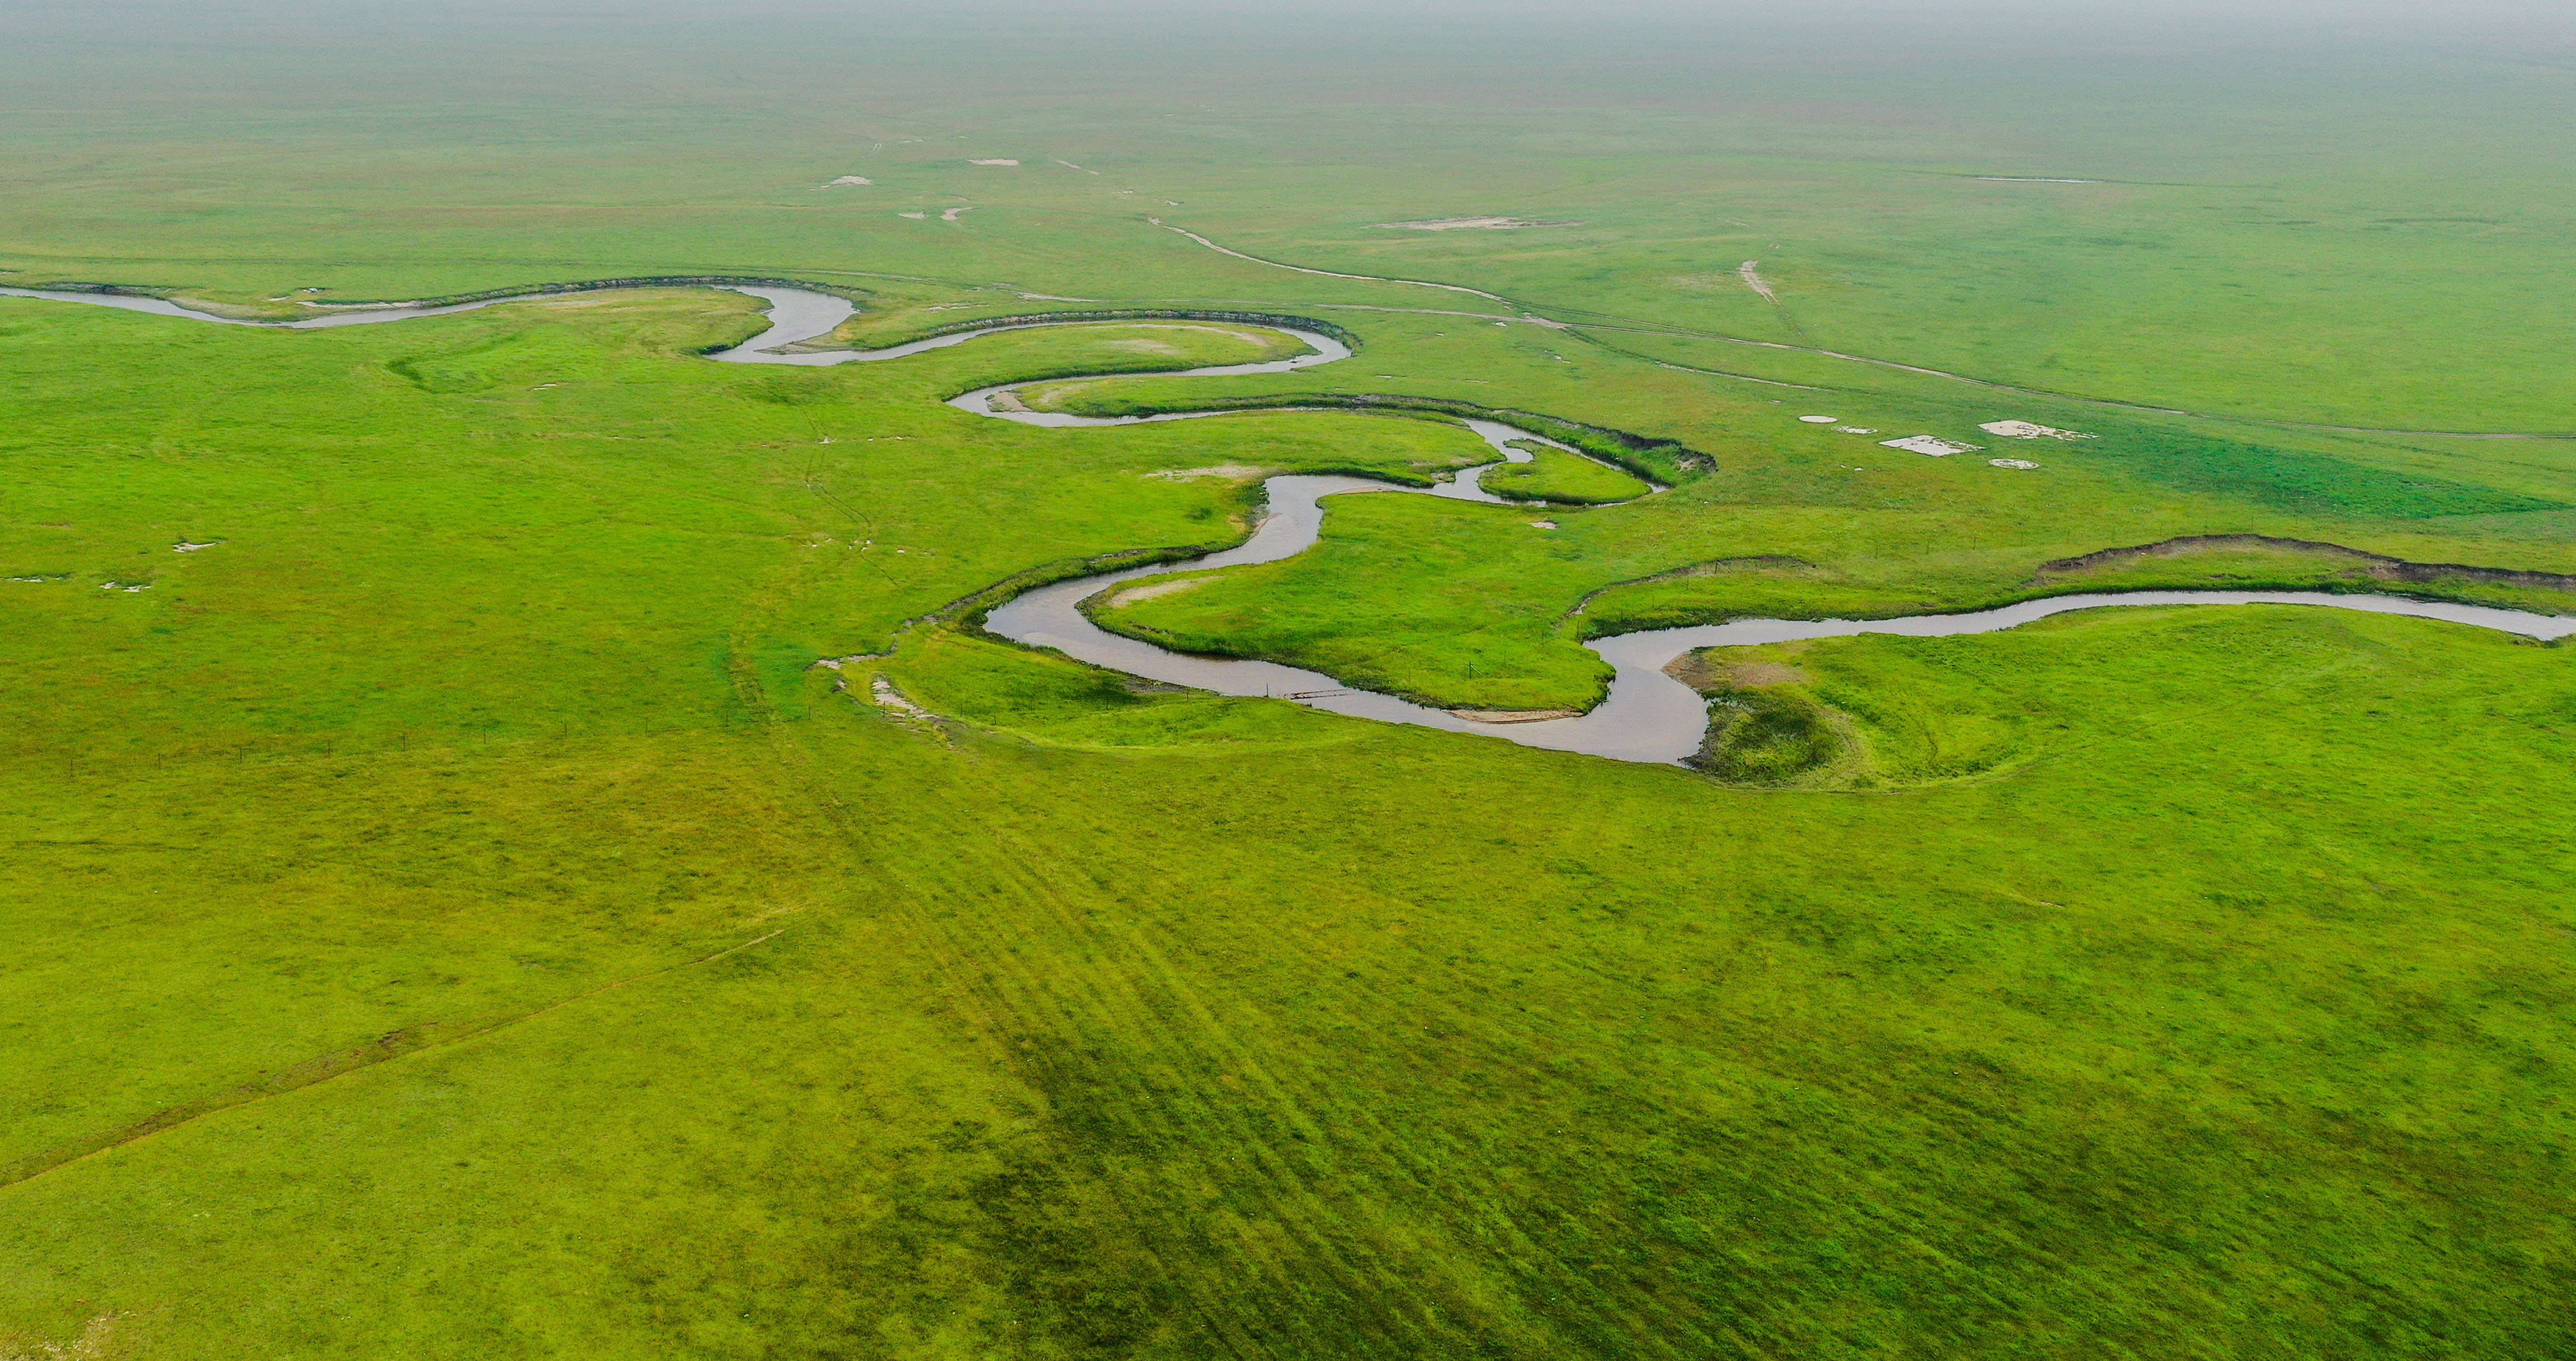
[968, 158, 1020, 166]
[1145, 464, 1267, 481]
[1723, 660, 1807, 688]
[1662, 651, 1811, 692]
[0, 1309, 120, 1360]
[1980, 419, 2095, 441]
[1449, 708, 1581, 724]
[1105, 576, 1208, 608]
[1738, 260, 1781, 304]
[870, 676, 932, 718]
[1880, 436, 1983, 457]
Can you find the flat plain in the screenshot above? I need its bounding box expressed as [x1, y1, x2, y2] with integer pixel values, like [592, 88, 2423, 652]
[3, 4, 2572, 1358]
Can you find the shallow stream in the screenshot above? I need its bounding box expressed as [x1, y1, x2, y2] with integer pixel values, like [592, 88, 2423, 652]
[13, 281, 2571, 765]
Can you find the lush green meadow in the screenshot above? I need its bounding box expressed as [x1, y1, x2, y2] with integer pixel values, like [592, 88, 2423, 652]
[5, 3, 2576, 1357]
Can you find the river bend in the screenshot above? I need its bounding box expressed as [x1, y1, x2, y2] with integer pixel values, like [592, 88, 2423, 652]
[11, 281, 2570, 765]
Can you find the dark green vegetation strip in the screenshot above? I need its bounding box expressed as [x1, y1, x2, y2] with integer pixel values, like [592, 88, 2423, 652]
[2106, 427, 2565, 518]
[2035, 533, 2576, 590]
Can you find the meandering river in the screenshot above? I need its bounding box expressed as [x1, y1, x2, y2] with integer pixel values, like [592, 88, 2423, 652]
[11, 281, 2569, 765]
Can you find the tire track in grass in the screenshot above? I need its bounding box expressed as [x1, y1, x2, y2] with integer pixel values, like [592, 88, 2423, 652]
[1140, 222, 2575, 439]
[1738, 258, 1809, 340]
[1149, 218, 1513, 304]
[853, 753, 1695, 1353]
[0, 928, 790, 1192]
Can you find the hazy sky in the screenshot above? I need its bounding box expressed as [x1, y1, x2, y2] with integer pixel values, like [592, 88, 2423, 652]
[3, 2, 2568, 151]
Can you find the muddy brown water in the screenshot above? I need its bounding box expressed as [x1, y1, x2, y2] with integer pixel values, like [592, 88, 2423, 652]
[13, 282, 2570, 765]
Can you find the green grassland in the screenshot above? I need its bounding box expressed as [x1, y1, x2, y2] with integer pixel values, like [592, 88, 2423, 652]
[6, 6, 2576, 433]
[1481, 443, 1653, 505]
[6, 4, 2576, 1357]
[4, 266, 2573, 1361]
[1082, 345, 2576, 710]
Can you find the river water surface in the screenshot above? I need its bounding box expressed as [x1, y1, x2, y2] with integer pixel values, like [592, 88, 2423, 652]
[13, 281, 2570, 765]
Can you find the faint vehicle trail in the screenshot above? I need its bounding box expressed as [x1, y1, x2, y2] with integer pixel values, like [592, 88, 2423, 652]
[1119, 224, 2572, 439]
[1737, 259, 1808, 338]
[0, 925, 792, 1191]
[1150, 218, 1513, 303]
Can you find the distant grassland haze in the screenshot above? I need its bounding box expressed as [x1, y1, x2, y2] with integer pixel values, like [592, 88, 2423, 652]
[4, 2, 2574, 428]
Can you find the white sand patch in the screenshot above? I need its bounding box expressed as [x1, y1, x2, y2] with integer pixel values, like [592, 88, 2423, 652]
[941, 206, 972, 222]
[1374, 216, 1574, 231]
[173, 541, 216, 552]
[8, 575, 54, 583]
[1834, 426, 1877, 434]
[870, 676, 932, 717]
[968, 158, 1020, 166]
[1528, 520, 1560, 529]
[1106, 576, 1208, 608]
[1053, 159, 1098, 174]
[1980, 419, 2096, 441]
[1880, 436, 1984, 457]
[1989, 458, 2043, 470]
[1146, 464, 1267, 481]
[898, 211, 926, 220]
[1451, 708, 1580, 724]
[825, 176, 872, 187]
[1740, 260, 1781, 304]
[99, 581, 151, 591]
[1798, 414, 1839, 423]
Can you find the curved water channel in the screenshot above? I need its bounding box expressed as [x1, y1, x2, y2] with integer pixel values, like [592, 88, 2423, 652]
[10, 281, 2573, 765]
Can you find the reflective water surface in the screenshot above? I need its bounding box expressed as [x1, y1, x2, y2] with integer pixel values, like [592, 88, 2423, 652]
[14, 281, 2568, 765]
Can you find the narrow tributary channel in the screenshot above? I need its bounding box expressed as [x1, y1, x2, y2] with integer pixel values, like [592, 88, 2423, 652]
[13, 282, 2574, 765]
